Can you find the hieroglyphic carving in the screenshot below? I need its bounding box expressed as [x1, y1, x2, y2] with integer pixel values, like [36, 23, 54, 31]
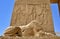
[13, 3, 49, 25]
[10, 0, 55, 34]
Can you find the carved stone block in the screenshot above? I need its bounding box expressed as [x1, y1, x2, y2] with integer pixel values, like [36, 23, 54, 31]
[10, 0, 55, 34]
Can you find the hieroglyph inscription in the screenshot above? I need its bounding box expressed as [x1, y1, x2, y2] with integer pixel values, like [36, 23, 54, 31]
[10, 0, 55, 34]
[14, 3, 50, 26]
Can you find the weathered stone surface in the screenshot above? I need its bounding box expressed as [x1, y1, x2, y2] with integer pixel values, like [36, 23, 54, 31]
[0, 34, 60, 39]
[4, 20, 43, 37]
[4, 26, 22, 37]
[22, 20, 43, 37]
[35, 30, 55, 37]
[1, 31, 59, 39]
[2, 0, 58, 39]
[10, 0, 55, 34]
[3, 20, 57, 38]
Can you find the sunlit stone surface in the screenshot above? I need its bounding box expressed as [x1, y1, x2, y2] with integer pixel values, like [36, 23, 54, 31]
[1, 0, 60, 39]
[10, 0, 55, 34]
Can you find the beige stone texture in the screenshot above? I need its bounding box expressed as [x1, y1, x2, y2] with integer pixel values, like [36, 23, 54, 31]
[10, 0, 55, 34]
[4, 26, 22, 37]
[4, 20, 43, 37]
[0, 34, 60, 39]
[22, 20, 43, 37]
[1, 0, 60, 39]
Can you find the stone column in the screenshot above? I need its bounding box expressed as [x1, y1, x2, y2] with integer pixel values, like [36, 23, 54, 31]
[10, 0, 55, 34]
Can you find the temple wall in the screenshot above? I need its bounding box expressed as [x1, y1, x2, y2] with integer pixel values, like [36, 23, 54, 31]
[10, 0, 55, 34]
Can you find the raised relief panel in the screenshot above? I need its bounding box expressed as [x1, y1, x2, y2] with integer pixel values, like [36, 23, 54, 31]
[10, 0, 55, 34]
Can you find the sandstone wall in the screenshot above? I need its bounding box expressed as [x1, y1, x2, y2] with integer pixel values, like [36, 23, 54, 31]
[10, 0, 55, 34]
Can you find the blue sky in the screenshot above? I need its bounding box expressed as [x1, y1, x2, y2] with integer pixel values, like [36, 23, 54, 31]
[0, 0, 60, 36]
